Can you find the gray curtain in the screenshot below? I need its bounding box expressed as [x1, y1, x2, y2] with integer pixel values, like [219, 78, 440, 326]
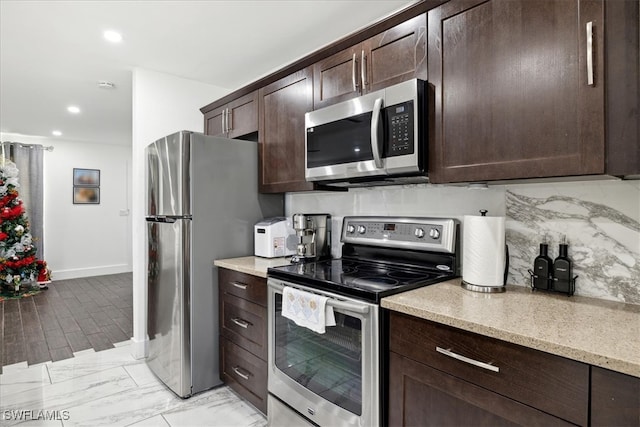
[1, 142, 45, 258]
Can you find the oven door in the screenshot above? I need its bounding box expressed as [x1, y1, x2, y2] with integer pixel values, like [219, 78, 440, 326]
[267, 278, 379, 427]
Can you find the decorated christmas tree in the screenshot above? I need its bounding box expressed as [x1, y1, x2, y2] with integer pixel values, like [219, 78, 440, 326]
[0, 160, 51, 293]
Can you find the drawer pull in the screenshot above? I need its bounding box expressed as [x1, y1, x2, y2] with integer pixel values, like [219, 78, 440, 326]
[230, 281, 248, 290]
[232, 366, 251, 380]
[436, 346, 500, 373]
[231, 317, 251, 329]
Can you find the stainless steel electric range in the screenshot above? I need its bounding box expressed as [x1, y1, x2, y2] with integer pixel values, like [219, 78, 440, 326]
[266, 216, 459, 427]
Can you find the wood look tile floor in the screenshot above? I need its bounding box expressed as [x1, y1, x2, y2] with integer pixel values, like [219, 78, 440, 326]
[0, 273, 133, 372]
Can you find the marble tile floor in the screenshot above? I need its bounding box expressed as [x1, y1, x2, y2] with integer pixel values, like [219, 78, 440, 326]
[0, 341, 267, 427]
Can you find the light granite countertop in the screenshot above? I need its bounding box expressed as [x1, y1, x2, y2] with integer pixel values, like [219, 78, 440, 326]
[214, 256, 292, 278]
[381, 278, 640, 378]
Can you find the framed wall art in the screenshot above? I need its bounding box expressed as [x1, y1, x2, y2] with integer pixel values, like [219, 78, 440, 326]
[73, 186, 100, 204]
[73, 168, 100, 186]
[73, 168, 100, 204]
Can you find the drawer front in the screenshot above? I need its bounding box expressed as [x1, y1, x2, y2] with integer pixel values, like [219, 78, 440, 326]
[219, 268, 267, 307]
[221, 337, 267, 414]
[389, 312, 589, 426]
[389, 351, 574, 427]
[221, 293, 267, 360]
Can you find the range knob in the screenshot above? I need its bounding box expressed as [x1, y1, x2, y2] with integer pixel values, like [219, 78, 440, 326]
[357, 225, 367, 234]
[346, 224, 356, 234]
[429, 228, 441, 239]
[414, 228, 425, 238]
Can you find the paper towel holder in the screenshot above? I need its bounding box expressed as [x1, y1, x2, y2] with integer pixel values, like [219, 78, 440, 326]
[461, 244, 509, 293]
[461, 209, 509, 293]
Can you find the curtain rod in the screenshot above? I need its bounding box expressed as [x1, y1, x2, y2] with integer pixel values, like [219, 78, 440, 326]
[1, 141, 54, 152]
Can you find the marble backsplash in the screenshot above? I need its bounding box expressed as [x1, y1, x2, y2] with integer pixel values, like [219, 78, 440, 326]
[504, 180, 640, 305]
[287, 179, 640, 305]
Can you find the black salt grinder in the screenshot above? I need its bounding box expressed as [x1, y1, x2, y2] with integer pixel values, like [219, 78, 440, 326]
[553, 236, 573, 294]
[533, 241, 553, 290]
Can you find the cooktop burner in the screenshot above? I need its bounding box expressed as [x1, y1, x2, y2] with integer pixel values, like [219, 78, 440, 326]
[268, 258, 454, 303]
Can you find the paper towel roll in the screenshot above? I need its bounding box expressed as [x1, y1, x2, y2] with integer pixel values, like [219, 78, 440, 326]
[463, 215, 506, 288]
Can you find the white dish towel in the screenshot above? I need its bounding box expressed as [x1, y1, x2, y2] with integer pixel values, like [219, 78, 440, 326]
[282, 286, 336, 334]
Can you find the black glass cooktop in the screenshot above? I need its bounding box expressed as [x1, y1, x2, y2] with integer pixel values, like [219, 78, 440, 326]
[268, 258, 455, 303]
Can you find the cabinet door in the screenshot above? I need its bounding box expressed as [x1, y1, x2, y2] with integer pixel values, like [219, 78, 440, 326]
[259, 67, 315, 193]
[204, 105, 227, 137]
[313, 45, 362, 109]
[388, 351, 574, 427]
[363, 13, 427, 92]
[591, 366, 640, 427]
[428, 0, 605, 183]
[227, 91, 258, 139]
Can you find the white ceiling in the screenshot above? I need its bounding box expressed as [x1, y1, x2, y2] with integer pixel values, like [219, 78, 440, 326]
[0, 0, 416, 146]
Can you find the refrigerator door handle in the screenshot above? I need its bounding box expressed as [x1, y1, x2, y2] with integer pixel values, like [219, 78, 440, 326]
[146, 216, 191, 223]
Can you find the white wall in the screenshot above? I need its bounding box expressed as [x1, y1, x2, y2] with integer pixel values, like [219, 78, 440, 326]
[131, 68, 228, 358]
[0, 133, 132, 279]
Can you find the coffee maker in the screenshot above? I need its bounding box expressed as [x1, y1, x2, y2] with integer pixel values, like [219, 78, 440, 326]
[291, 213, 331, 263]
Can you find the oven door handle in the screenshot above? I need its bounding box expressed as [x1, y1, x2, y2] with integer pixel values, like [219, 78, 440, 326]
[269, 281, 369, 314]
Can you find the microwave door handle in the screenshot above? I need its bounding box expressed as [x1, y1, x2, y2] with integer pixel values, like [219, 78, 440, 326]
[371, 97, 384, 169]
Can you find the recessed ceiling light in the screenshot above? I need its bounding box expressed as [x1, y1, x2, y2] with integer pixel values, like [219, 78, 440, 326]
[67, 105, 81, 114]
[52, 130, 62, 136]
[103, 30, 123, 43]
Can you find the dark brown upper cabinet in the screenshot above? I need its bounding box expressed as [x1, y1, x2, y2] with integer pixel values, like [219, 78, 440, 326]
[429, 0, 598, 183]
[313, 14, 427, 109]
[258, 68, 315, 193]
[204, 91, 258, 139]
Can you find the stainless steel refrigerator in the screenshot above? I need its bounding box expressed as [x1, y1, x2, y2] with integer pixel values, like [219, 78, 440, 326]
[145, 130, 283, 398]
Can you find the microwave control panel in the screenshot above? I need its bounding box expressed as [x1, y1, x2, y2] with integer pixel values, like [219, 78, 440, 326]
[385, 101, 415, 157]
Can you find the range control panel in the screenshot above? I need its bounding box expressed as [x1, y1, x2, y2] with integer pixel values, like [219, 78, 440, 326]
[341, 216, 458, 254]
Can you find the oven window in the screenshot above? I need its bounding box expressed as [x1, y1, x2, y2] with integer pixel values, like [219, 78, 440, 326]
[307, 112, 374, 168]
[274, 294, 362, 415]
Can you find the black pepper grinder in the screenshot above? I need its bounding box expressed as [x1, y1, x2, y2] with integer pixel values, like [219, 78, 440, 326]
[533, 239, 553, 290]
[553, 236, 573, 294]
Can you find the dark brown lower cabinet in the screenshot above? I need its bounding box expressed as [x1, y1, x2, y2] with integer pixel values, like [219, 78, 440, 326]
[388, 351, 573, 426]
[388, 311, 590, 426]
[591, 366, 640, 427]
[218, 268, 268, 414]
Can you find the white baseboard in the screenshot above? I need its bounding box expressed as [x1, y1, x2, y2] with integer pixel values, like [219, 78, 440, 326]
[130, 336, 148, 360]
[51, 264, 132, 280]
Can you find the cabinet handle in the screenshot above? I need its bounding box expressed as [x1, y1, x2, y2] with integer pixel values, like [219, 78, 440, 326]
[232, 366, 251, 380]
[231, 317, 250, 329]
[227, 108, 233, 131]
[221, 109, 226, 133]
[361, 50, 367, 88]
[586, 21, 594, 86]
[230, 281, 247, 290]
[352, 53, 359, 92]
[436, 346, 500, 373]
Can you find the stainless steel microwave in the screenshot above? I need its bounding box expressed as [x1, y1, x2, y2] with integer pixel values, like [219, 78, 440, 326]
[305, 79, 427, 187]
